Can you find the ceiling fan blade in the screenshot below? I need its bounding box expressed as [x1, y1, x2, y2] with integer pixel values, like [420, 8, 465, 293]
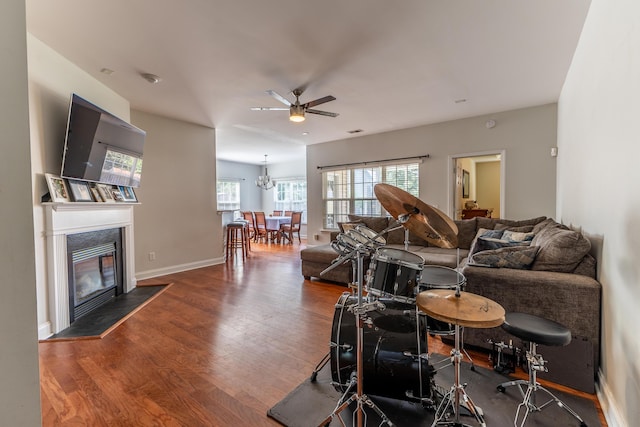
[306, 109, 339, 117]
[266, 90, 292, 107]
[304, 95, 336, 108]
[250, 107, 289, 111]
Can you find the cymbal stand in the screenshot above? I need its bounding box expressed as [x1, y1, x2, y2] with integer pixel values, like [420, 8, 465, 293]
[453, 248, 475, 370]
[318, 244, 393, 427]
[431, 281, 485, 427]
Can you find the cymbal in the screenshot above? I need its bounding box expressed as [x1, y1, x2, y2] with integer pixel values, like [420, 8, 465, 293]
[374, 183, 458, 248]
[416, 289, 505, 329]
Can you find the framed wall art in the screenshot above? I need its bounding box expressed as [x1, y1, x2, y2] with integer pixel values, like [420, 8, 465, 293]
[462, 169, 470, 199]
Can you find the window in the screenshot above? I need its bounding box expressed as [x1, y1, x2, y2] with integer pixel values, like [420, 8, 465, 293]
[274, 178, 307, 222]
[217, 180, 240, 210]
[322, 163, 419, 228]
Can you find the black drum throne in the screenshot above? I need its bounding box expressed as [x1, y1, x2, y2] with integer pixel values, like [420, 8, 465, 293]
[496, 312, 587, 427]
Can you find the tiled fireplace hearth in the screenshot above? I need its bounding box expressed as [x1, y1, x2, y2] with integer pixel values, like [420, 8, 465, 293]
[44, 203, 137, 335]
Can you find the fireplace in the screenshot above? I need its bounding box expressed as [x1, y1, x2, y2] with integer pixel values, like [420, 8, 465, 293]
[67, 228, 123, 322]
[44, 203, 137, 336]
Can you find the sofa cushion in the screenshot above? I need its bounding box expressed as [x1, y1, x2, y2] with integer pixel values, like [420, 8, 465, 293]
[530, 221, 591, 273]
[454, 218, 477, 250]
[477, 216, 547, 231]
[468, 245, 539, 269]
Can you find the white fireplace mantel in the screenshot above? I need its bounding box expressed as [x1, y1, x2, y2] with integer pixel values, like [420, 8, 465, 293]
[44, 202, 137, 334]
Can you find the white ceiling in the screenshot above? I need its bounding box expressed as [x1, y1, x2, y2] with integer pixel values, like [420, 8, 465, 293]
[25, 0, 591, 165]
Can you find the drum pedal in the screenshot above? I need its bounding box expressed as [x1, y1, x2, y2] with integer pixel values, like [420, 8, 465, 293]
[488, 339, 520, 374]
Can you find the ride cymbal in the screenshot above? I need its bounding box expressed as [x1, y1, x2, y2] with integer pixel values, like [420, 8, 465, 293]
[374, 183, 458, 248]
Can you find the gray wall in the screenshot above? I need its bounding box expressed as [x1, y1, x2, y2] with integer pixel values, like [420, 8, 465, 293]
[558, 0, 639, 425]
[307, 104, 558, 243]
[131, 111, 222, 279]
[216, 159, 263, 212]
[1, 0, 42, 424]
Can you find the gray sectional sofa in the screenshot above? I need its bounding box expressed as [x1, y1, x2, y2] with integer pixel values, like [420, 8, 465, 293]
[300, 214, 601, 392]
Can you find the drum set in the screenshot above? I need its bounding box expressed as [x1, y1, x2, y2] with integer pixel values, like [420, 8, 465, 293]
[314, 184, 505, 427]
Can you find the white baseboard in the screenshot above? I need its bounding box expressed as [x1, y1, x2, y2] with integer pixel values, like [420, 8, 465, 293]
[38, 321, 52, 340]
[597, 368, 627, 427]
[136, 257, 225, 281]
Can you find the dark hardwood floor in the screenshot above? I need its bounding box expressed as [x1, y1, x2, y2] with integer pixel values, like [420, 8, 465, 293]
[39, 240, 605, 426]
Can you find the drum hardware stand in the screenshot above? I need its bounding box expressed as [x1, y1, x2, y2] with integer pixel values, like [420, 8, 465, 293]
[431, 284, 485, 427]
[431, 322, 486, 427]
[488, 339, 520, 374]
[318, 244, 394, 427]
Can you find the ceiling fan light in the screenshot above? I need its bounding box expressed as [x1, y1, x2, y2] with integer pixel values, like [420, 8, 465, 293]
[289, 105, 305, 122]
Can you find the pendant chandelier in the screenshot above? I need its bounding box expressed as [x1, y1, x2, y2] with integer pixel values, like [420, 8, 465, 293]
[256, 154, 276, 190]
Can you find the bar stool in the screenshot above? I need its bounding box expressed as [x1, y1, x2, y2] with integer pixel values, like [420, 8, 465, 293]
[496, 312, 587, 427]
[226, 221, 248, 260]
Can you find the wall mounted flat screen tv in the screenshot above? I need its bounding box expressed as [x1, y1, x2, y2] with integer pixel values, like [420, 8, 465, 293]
[61, 93, 146, 188]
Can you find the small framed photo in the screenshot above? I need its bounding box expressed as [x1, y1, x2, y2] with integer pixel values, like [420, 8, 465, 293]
[45, 173, 71, 203]
[90, 184, 102, 202]
[67, 179, 94, 202]
[111, 188, 125, 202]
[97, 184, 116, 203]
[118, 186, 138, 202]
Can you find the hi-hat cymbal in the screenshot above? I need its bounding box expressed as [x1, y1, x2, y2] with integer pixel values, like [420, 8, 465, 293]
[416, 289, 505, 329]
[374, 183, 458, 248]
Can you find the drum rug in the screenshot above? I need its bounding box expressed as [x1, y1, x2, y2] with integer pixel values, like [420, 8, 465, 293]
[267, 354, 602, 427]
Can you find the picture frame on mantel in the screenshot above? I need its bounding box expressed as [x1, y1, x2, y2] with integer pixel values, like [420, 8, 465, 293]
[96, 184, 116, 203]
[118, 186, 138, 202]
[67, 179, 94, 202]
[45, 173, 71, 203]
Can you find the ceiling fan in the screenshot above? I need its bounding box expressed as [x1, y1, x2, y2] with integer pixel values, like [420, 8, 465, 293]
[251, 88, 338, 122]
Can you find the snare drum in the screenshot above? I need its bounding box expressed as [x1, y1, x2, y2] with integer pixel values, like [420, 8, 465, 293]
[349, 225, 386, 249]
[366, 247, 424, 303]
[418, 265, 466, 335]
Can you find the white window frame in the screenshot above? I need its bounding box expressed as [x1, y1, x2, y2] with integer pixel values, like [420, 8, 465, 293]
[216, 179, 241, 211]
[322, 163, 419, 229]
[273, 177, 307, 222]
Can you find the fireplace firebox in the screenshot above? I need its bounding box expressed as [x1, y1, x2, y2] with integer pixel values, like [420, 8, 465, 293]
[67, 228, 123, 322]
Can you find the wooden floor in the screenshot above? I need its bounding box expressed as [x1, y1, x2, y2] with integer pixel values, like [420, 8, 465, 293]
[39, 240, 606, 426]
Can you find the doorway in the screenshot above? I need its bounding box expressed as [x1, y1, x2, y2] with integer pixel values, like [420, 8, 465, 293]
[450, 151, 505, 220]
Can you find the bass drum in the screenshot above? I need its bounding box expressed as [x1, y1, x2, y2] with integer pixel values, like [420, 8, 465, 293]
[329, 293, 435, 402]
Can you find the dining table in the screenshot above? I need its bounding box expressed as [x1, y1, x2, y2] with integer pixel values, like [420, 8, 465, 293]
[265, 215, 291, 243]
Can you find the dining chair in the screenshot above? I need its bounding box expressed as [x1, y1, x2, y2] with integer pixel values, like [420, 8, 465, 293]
[254, 212, 269, 242]
[280, 211, 302, 244]
[284, 210, 292, 217]
[273, 210, 283, 216]
[241, 211, 256, 240]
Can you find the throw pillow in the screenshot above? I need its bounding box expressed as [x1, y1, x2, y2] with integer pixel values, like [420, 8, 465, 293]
[471, 236, 530, 254]
[502, 230, 535, 242]
[494, 223, 535, 233]
[468, 245, 540, 269]
[467, 228, 505, 257]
